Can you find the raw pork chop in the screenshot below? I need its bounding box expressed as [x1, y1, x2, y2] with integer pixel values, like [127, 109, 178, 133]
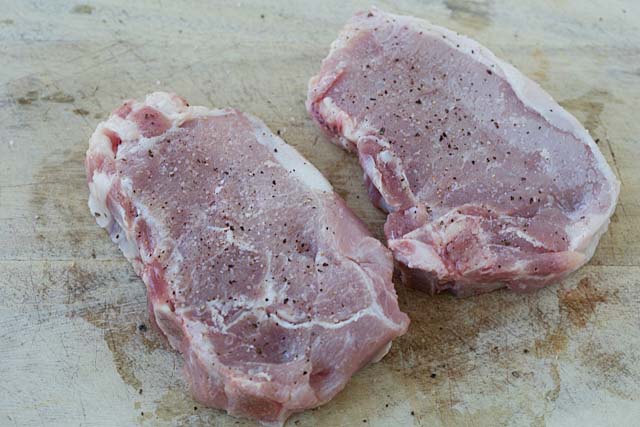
[85, 92, 408, 425]
[307, 8, 619, 296]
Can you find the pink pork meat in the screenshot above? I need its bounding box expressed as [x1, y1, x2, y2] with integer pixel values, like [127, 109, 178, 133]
[307, 7, 619, 296]
[86, 92, 409, 425]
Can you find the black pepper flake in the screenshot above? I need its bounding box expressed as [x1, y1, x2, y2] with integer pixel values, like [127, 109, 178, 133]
[415, 99, 422, 104]
[148, 149, 154, 158]
[486, 69, 493, 75]
[379, 127, 385, 135]
[430, 373, 436, 378]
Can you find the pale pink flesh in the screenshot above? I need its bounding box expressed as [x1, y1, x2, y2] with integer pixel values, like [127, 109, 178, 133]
[86, 92, 408, 425]
[307, 8, 619, 296]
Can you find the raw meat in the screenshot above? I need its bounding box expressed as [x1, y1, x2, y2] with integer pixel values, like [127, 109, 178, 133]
[307, 8, 619, 296]
[85, 92, 408, 425]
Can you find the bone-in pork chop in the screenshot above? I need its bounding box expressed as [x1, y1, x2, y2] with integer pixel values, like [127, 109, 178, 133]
[307, 7, 619, 296]
[85, 92, 409, 425]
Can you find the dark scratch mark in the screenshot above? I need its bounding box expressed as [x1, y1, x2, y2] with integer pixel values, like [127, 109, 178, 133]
[605, 138, 623, 186]
[444, 0, 493, 31]
[16, 90, 39, 105]
[71, 4, 94, 14]
[73, 108, 90, 116]
[41, 91, 75, 103]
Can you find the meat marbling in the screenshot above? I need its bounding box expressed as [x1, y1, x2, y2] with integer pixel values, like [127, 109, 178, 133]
[307, 7, 619, 296]
[85, 92, 409, 425]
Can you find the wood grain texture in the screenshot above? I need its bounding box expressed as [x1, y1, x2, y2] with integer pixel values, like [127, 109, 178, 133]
[1, 0, 639, 426]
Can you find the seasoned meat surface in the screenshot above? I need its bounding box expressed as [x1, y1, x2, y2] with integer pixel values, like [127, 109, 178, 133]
[86, 92, 408, 425]
[307, 8, 619, 296]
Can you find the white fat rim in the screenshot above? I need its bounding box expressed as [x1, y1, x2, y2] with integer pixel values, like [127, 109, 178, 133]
[245, 114, 333, 193]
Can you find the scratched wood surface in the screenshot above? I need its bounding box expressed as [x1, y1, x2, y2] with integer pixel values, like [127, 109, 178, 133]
[1, 0, 639, 426]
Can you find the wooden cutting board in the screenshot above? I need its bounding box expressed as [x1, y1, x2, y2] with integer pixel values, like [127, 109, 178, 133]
[1, 0, 638, 426]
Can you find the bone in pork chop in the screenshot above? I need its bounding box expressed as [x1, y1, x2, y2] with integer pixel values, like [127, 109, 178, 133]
[307, 8, 619, 296]
[85, 92, 409, 425]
